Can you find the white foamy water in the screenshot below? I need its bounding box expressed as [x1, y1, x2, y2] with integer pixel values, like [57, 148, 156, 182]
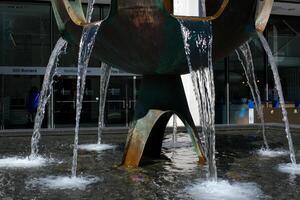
[257, 148, 289, 158]
[278, 163, 300, 175]
[27, 175, 100, 190]
[78, 144, 115, 152]
[0, 156, 52, 168]
[187, 180, 265, 200]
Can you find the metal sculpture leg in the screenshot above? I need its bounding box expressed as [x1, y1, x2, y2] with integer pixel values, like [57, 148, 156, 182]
[122, 75, 206, 168]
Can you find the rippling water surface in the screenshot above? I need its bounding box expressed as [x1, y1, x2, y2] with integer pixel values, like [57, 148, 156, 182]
[0, 131, 300, 199]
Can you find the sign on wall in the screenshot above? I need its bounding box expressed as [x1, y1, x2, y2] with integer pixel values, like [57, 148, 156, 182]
[0, 66, 136, 76]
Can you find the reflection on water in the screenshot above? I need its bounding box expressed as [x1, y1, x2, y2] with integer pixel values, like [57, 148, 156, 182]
[0, 131, 300, 199]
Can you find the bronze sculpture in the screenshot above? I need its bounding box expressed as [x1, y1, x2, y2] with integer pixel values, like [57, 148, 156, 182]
[51, 0, 273, 167]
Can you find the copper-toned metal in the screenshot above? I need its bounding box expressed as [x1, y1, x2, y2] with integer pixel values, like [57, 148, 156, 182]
[123, 110, 205, 168]
[163, 0, 173, 14]
[51, 0, 273, 74]
[122, 76, 206, 168]
[50, 0, 274, 168]
[255, 0, 274, 32]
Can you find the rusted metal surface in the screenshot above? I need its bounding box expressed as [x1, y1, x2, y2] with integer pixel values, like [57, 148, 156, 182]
[123, 110, 167, 168]
[122, 76, 206, 167]
[122, 109, 206, 168]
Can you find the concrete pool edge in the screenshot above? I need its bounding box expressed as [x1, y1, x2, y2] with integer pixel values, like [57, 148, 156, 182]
[1, 123, 300, 137]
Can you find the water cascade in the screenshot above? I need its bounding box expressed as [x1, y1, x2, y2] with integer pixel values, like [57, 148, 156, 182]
[72, 22, 101, 177]
[76, 0, 114, 152]
[30, 38, 68, 158]
[199, 0, 206, 17]
[257, 32, 296, 165]
[235, 42, 269, 150]
[86, 0, 95, 23]
[172, 114, 178, 150]
[179, 20, 217, 181]
[97, 63, 111, 144]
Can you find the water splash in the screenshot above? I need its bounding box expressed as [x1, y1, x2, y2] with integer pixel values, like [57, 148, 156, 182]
[179, 20, 217, 181]
[97, 63, 111, 144]
[72, 22, 101, 177]
[235, 42, 269, 150]
[278, 163, 300, 175]
[27, 175, 100, 190]
[257, 32, 296, 165]
[86, 0, 95, 23]
[30, 38, 67, 158]
[78, 144, 115, 152]
[187, 179, 265, 200]
[257, 148, 289, 158]
[0, 156, 52, 168]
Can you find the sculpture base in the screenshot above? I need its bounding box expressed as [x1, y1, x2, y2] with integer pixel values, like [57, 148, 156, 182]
[122, 75, 206, 168]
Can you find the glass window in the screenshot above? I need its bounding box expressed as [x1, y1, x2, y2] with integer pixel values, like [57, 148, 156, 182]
[214, 60, 227, 124]
[0, 2, 50, 129]
[101, 5, 110, 19]
[0, 3, 51, 67]
[268, 16, 300, 102]
[228, 39, 265, 124]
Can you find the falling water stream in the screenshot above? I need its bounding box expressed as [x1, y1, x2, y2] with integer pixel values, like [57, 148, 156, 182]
[86, 0, 95, 23]
[179, 23, 207, 152]
[76, 2, 114, 152]
[72, 22, 101, 177]
[235, 42, 269, 150]
[30, 38, 68, 158]
[172, 114, 178, 150]
[199, 0, 206, 17]
[97, 63, 111, 144]
[179, 20, 217, 181]
[257, 32, 297, 165]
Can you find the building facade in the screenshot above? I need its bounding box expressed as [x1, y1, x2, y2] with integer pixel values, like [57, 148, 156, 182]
[0, 0, 299, 129]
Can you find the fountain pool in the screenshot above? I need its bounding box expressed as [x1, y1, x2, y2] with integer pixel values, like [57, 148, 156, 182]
[0, 129, 300, 199]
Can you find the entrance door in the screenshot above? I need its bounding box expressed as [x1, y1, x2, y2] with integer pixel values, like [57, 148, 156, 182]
[53, 75, 138, 128]
[54, 76, 99, 127]
[105, 76, 138, 127]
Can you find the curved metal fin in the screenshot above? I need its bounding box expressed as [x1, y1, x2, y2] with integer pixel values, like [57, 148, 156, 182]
[51, 0, 87, 34]
[122, 110, 206, 168]
[255, 0, 273, 32]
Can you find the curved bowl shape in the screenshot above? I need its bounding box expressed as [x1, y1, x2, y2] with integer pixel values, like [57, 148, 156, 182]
[51, 0, 273, 75]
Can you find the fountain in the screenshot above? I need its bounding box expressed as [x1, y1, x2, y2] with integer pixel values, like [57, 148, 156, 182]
[235, 42, 269, 150]
[50, 0, 275, 186]
[78, 63, 115, 152]
[257, 32, 300, 173]
[3, 0, 300, 198]
[0, 38, 67, 168]
[236, 41, 290, 158]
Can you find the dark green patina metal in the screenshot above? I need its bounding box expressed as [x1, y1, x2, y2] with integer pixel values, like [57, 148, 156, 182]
[50, 0, 271, 167]
[123, 76, 206, 167]
[51, 0, 258, 75]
